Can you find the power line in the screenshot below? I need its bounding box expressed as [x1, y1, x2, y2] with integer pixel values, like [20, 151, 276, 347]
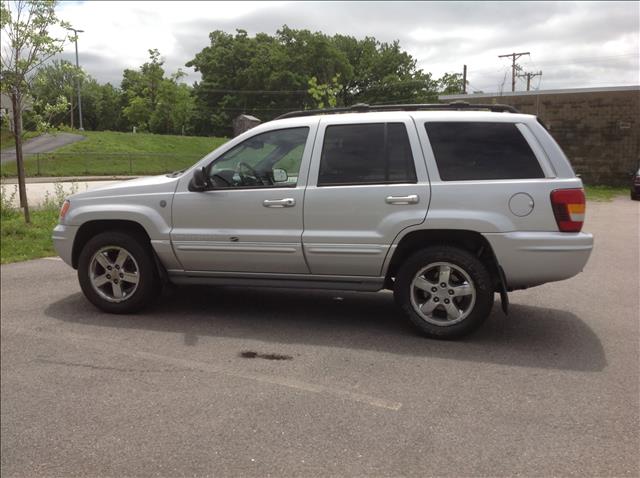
[516, 70, 543, 91]
[498, 51, 530, 92]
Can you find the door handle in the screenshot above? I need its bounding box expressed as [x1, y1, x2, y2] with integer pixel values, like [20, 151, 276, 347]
[385, 194, 419, 205]
[263, 198, 296, 208]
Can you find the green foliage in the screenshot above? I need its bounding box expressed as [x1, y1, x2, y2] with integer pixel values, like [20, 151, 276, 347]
[41, 181, 78, 210]
[0, 1, 68, 92]
[0, 206, 59, 263]
[1, 180, 72, 263]
[187, 27, 435, 135]
[308, 75, 342, 109]
[0, 126, 38, 149]
[332, 34, 437, 105]
[584, 185, 627, 201]
[30, 59, 81, 126]
[438, 72, 465, 94]
[0, 184, 19, 218]
[3, 21, 455, 139]
[122, 49, 195, 135]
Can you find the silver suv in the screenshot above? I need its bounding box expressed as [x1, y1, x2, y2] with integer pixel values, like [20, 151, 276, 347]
[53, 103, 593, 338]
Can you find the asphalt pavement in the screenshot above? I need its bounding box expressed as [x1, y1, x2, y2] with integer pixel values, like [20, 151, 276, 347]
[1, 198, 638, 477]
[0, 133, 85, 163]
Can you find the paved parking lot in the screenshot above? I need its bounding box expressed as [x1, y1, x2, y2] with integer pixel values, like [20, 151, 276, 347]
[1, 198, 638, 477]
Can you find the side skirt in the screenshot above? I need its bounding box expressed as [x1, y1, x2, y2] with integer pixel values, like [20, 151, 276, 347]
[167, 270, 385, 292]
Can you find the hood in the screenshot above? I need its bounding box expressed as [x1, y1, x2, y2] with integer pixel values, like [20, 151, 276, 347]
[69, 174, 180, 200]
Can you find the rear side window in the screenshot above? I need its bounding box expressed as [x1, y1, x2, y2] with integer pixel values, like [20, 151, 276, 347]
[424, 122, 544, 181]
[318, 123, 417, 186]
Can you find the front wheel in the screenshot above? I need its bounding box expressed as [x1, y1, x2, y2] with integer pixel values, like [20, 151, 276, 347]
[394, 246, 494, 339]
[77, 231, 158, 313]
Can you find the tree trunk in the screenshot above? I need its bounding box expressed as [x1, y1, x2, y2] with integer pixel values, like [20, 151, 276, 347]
[11, 90, 30, 223]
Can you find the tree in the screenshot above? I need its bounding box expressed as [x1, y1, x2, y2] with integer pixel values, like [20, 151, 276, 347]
[307, 74, 342, 109]
[0, 0, 68, 222]
[122, 50, 195, 135]
[92, 82, 124, 131]
[187, 28, 439, 135]
[331, 35, 438, 105]
[31, 59, 83, 127]
[438, 72, 465, 95]
[187, 28, 353, 135]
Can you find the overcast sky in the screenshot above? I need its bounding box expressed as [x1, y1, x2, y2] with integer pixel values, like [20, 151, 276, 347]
[53, 1, 639, 93]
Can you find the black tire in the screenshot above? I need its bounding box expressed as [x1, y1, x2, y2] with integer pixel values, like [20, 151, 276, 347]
[394, 246, 494, 339]
[77, 231, 158, 314]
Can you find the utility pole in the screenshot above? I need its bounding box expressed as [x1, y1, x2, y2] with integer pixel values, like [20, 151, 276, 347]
[517, 70, 543, 91]
[498, 51, 530, 92]
[65, 26, 85, 130]
[462, 64, 467, 94]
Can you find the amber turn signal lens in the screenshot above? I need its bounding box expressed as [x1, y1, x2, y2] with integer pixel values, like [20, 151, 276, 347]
[59, 200, 70, 220]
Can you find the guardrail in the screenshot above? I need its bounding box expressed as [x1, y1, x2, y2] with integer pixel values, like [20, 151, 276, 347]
[0, 152, 204, 178]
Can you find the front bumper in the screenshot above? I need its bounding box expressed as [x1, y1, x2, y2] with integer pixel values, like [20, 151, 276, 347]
[52, 224, 79, 267]
[484, 231, 594, 289]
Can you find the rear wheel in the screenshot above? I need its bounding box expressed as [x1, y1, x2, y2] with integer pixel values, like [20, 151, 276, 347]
[394, 246, 494, 339]
[78, 231, 158, 313]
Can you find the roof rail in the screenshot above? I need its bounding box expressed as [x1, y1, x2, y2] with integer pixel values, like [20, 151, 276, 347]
[275, 101, 520, 120]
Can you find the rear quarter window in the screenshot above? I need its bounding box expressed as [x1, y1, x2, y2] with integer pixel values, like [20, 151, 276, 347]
[424, 122, 545, 181]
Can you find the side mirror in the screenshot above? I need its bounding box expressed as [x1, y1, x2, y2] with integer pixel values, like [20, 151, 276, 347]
[189, 167, 209, 192]
[273, 168, 288, 183]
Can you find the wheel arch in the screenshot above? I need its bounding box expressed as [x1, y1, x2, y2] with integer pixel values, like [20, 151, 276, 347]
[384, 229, 504, 292]
[72, 220, 152, 269]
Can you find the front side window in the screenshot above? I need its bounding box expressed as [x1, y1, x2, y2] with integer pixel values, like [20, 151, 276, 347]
[424, 122, 544, 181]
[207, 127, 309, 188]
[318, 123, 417, 186]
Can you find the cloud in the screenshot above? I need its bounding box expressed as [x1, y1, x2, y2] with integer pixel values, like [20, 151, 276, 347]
[52, 1, 639, 92]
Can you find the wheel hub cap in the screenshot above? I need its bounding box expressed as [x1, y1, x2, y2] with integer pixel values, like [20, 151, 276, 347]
[89, 246, 140, 303]
[409, 262, 476, 326]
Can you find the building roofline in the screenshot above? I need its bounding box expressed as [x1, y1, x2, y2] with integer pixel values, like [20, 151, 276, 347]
[439, 85, 640, 100]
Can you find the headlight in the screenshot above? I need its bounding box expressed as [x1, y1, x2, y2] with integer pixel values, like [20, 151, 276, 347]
[59, 200, 70, 221]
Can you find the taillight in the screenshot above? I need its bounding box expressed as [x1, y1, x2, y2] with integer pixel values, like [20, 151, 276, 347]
[59, 200, 70, 220]
[550, 189, 585, 232]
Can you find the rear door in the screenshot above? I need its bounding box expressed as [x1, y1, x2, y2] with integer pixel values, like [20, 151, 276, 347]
[302, 114, 430, 276]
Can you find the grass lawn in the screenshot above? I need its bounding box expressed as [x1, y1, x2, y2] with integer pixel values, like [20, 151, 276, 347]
[0, 130, 229, 177]
[1, 208, 59, 264]
[584, 185, 628, 201]
[1, 128, 41, 152]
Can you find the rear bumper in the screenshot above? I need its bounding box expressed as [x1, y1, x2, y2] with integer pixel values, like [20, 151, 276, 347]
[52, 224, 79, 267]
[484, 231, 593, 289]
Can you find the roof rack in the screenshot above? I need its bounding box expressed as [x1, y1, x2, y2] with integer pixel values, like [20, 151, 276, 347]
[275, 101, 520, 120]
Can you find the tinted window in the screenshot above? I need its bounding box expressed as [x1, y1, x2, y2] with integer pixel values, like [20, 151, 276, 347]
[208, 127, 308, 188]
[424, 122, 544, 181]
[318, 123, 417, 186]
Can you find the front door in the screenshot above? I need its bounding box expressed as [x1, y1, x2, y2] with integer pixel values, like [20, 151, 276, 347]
[171, 126, 315, 273]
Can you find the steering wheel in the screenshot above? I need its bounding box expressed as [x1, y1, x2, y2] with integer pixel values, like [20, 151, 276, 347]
[237, 161, 266, 186]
